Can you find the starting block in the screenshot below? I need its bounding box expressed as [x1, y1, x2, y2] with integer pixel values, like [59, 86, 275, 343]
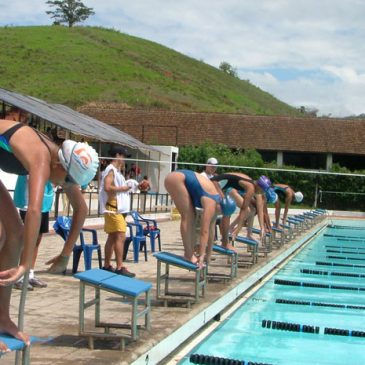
[251, 228, 272, 255]
[0, 334, 31, 365]
[272, 226, 285, 247]
[207, 244, 238, 281]
[235, 236, 259, 265]
[74, 269, 152, 350]
[154, 252, 207, 307]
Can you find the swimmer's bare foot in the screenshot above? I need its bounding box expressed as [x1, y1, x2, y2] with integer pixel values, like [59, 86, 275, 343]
[184, 254, 205, 268]
[0, 340, 10, 354]
[0, 316, 30, 352]
[197, 255, 206, 269]
[222, 243, 237, 252]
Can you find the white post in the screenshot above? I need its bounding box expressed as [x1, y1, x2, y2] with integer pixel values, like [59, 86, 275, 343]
[326, 153, 333, 170]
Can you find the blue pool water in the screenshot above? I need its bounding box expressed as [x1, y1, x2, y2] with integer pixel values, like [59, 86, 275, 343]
[180, 220, 365, 365]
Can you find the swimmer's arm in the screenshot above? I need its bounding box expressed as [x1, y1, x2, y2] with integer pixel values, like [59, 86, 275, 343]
[212, 181, 225, 198]
[263, 201, 272, 232]
[61, 184, 88, 256]
[232, 186, 254, 238]
[205, 214, 217, 263]
[274, 198, 281, 226]
[199, 201, 216, 264]
[256, 194, 265, 233]
[104, 170, 130, 193]
[20, 168, 47, 269]
[282, 191, 293, 223]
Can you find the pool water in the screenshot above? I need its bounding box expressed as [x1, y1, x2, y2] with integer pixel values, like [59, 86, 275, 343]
[179, 220, 365, 365]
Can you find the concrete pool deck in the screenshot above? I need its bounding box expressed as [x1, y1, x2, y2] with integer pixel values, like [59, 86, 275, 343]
[4, 215, 325, 365]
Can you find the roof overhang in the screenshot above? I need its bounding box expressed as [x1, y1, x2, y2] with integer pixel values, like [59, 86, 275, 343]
[0, 88, 160, 153]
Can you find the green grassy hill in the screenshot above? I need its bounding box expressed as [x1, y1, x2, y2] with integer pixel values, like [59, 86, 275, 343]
[0, 26, 300, 115]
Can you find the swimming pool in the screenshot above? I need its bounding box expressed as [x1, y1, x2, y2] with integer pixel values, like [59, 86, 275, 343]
[179, 220, 365, 365]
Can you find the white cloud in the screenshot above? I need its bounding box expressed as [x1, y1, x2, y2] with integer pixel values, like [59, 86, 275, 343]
[0, 0, 365, 115]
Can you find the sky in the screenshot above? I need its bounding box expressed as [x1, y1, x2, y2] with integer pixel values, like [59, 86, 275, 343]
[1, 0, 365, 117]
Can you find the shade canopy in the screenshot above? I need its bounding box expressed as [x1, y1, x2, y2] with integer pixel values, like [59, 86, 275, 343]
[0, 88, 158, 153]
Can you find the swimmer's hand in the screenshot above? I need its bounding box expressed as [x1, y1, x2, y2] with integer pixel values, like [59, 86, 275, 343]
[0, 265, 26, 286]
[46, 254, 69, 274]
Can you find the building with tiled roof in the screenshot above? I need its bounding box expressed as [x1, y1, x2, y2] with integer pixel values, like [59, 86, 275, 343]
[79, 105, 365, 170]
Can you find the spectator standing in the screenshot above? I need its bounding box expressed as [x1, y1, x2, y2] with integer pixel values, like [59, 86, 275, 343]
[128, 162, 142, 181]
[201, 157, 218, 180]
[138, 175, 151, 211]
[99, 146, 135, 277]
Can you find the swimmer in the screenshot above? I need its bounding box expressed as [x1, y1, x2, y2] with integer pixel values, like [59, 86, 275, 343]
[0, 107, 98, 352]
[164, 169, 234, 268]
[211, 173, 277, 248]
[229, 191, 273, 242]
[273, 183, 303, 226]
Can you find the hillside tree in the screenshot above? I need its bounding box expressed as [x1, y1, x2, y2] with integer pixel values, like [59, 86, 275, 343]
[219, 61, 238, 78]
[46, 0, 95, 27]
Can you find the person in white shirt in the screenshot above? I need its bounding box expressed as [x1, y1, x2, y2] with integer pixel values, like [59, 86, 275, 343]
[200, 157, 218, 180]
[99, 146, 135, 277]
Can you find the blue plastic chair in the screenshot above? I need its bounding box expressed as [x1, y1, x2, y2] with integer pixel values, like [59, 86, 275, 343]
[53, 216, 102, 273]
[123, 222, 147, 263]
[130, 210, 161, 252]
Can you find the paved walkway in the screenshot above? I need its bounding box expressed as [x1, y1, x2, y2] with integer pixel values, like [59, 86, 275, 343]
[3, 215, 321, 365]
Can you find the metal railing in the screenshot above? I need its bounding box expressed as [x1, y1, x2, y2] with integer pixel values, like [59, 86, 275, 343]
[53, 190, 172, 218]
[7, 189, 172, 219]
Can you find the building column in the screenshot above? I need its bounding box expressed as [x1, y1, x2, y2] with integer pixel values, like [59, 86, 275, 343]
[326, 153, 333, 170]
[277, 151, 283, 167]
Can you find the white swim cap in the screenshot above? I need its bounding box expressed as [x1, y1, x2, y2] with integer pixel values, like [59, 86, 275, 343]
[58, 140, 99, 186]
[294, 191, 304, 203]
[207, 157, 218, 165]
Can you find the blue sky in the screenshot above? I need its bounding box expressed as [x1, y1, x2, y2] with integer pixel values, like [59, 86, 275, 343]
[1, 0, 364, 117]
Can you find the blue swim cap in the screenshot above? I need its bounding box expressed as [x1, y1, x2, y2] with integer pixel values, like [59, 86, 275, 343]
[265, 189, 278, 204]
[220, 194, 236, 216]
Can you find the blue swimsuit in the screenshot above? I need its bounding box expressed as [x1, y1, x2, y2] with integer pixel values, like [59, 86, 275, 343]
[178, 170, 221, 208]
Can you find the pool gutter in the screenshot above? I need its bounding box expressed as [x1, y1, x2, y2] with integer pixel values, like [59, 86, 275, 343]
[131, 223, 326, 365]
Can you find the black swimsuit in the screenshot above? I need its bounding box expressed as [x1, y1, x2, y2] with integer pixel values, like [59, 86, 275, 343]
[211, 174, 254, 194]
[0, 123, 51, 175]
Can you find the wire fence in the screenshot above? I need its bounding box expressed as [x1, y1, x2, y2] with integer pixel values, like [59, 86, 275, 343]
[5, 157, 365, 215]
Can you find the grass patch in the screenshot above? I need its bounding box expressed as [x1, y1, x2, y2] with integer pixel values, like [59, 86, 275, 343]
[0, 25, 301, 115]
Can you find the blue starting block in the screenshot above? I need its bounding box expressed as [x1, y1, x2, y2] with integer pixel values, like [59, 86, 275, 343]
[235, 236, 259, 265]
[154, 252, 207, 307]
[208, 244, 238, 280]
[287, 218, 302, 234]
[251, 228, 272, 254]
[74, 269, 152, 350]
[0, 334, 31, 365]
[271, 226, 285, 247]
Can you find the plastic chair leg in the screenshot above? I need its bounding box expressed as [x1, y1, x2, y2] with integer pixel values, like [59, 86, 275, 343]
[83, 247, 93, 271]
[132, 238, 140, 263]
[72, 249, 82, 274]
[97, 248, 102, 269]
[157, 235, 161, 251]
[143, 240, 147, 261]
[123, 239, 132, 260]
[150, 234, 156, 253]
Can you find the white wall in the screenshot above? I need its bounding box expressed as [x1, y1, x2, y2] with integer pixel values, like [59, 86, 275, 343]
[0, 170, 17, 193]
[128, 146, 178, 194]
